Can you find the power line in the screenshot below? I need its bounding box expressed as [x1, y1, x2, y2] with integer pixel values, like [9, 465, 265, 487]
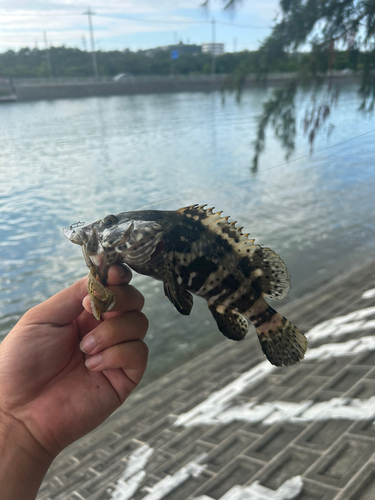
[259, 128, 375, 173]
[218, 21, 269, 29]
[96, 14, 207, 25]
[0, 9, 270, 29]
[137, 127, 375, 210]
[95, 13, 269, 29]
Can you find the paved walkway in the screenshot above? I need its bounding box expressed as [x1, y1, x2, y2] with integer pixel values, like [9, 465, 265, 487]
[37, 258, 375, 500]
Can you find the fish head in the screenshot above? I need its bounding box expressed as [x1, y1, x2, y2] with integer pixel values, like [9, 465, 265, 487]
[63, 213, 164, 281]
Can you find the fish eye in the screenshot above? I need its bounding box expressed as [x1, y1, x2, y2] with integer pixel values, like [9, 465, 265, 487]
[102, 214, 118, 227]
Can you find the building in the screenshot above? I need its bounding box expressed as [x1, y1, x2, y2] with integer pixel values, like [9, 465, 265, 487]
[201, 43, 225, 55]
[144, 42, 202, 57]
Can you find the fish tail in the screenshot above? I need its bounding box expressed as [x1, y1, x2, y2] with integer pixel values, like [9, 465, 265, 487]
[255, 308, 307, 367]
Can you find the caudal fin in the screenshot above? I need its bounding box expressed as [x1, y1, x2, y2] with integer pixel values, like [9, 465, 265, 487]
[256, 311, 307, 367]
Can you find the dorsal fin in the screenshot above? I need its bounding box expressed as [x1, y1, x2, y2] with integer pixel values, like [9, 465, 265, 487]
[176, 205, 290, 300]
[177, 204, 248, 243]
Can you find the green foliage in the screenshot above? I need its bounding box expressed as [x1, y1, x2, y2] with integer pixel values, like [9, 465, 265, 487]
[252, 80, 298, 172]
[0, 46, 253, 78]
[226, 0, 375, 170]
[0, 44, 366, 81]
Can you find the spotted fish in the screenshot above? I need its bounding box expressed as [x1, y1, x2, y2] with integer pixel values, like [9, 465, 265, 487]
[64, 205, 307, 366]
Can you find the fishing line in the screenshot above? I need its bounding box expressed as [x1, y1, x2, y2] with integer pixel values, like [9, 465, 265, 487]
[136, 126, 375, 211]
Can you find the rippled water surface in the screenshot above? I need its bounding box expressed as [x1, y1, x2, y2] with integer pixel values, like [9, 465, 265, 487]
[1, 87, 375, 382]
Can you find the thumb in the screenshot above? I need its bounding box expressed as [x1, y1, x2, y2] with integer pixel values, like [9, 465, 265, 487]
[22, 276, 89, 327]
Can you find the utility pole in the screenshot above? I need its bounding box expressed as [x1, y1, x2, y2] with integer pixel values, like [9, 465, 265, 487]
[233, 37, 238, 53]
[211, 18, 216, 75]
[43, 31, 52, 77]
[81, 34, 87, 52]
[83, 7, 98, 79]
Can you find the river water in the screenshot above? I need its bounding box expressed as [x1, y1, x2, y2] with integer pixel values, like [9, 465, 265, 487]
[1, 85, 375, 382]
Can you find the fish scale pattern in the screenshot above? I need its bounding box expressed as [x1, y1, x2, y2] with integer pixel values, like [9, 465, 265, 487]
[37, 258, 375, 500]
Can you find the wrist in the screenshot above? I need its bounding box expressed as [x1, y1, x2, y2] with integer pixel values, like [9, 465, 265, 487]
[0, 410, 54, 500]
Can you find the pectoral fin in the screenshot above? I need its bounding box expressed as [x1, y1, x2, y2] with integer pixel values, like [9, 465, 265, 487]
[209, 304, 248, 341]
[163, 262, 193, 315]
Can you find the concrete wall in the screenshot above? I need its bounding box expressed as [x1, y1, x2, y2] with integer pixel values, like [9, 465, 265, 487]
[13, 73, 360, 102]
[14, 76, 230, 101]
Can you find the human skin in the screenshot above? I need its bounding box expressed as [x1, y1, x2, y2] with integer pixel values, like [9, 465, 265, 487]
[0, 265, 149, 500]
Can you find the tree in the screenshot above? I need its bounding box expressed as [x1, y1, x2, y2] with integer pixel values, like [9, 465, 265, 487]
[210, 0, 375, 170]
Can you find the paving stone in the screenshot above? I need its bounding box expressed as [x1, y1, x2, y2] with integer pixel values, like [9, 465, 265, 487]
[145, 389, 188, 415]
[161, 469, 213, 500]
[308, 357, 352, 377]
[245, 423, 307, 462]
[206, 370, 246, 391]
[147, 428, 179, 450]
[136, 416, 176, 443]
[345, 379, 375, 399]
[205, 431, 257, 473]
[335, 461, 375, 500]
[143, 448, 174, 475]
[112, 420, 148, 441]
[282, 376, 329, 402]
[163, 425, 211, 452]
[242, 422, 273, 435]
[201, 421, 246, 445]
[160, 441, 214, 475]
[323, 366, 369, 392]
[194, 457, 262, 499]
[272, 363, 320, 387]
[93, 440, 140, 473]
[76, 461, 129, 497]
[65, 493, 86, 500]
[46, 455, 80, 476]
[257, 446, 320, 490]
[240, 379, 268, 399]
[296, 420, 353, 451]
[352, 349, 375, 367]
[348, 419, 375, 440]
[63, 467, 99, 487]
[256, 385, 291, 402]
[311, 389, 346, 402]
[307, 437, 374, 488]
[60, 450, 108, 481]
[72, 432, 122, 461]
[296, 478, 339, 500]
[176, 392, 213, 414]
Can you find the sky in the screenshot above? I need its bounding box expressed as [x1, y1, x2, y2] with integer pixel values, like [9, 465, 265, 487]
[0, 0, 281, 53]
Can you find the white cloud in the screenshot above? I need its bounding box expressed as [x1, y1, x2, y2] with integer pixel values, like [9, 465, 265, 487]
[0, 0, 278, 50]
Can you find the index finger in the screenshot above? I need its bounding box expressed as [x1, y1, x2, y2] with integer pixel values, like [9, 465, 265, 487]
[83, 284, 145, 316]
[106, 265, 132, 286]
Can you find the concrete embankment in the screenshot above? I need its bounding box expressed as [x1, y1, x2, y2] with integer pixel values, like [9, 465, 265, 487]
[11, 72, 360, 102]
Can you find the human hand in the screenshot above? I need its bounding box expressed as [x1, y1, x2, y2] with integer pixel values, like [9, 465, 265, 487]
[0, 265, 148, 463]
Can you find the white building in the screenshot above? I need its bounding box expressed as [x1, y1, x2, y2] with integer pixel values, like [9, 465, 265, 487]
[201, 43, 224, 56]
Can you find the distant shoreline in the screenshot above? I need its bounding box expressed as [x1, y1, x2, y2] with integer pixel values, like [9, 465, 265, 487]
[5, 72, 360, 102]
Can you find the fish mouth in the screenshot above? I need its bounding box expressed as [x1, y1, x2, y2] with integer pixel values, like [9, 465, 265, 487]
[63, 226, 113, 282]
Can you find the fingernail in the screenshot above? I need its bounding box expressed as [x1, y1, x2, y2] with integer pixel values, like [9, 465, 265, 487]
[85, 354, 103, 370]
[113, 265, 128, 278]
[80, 336, 97, 354]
